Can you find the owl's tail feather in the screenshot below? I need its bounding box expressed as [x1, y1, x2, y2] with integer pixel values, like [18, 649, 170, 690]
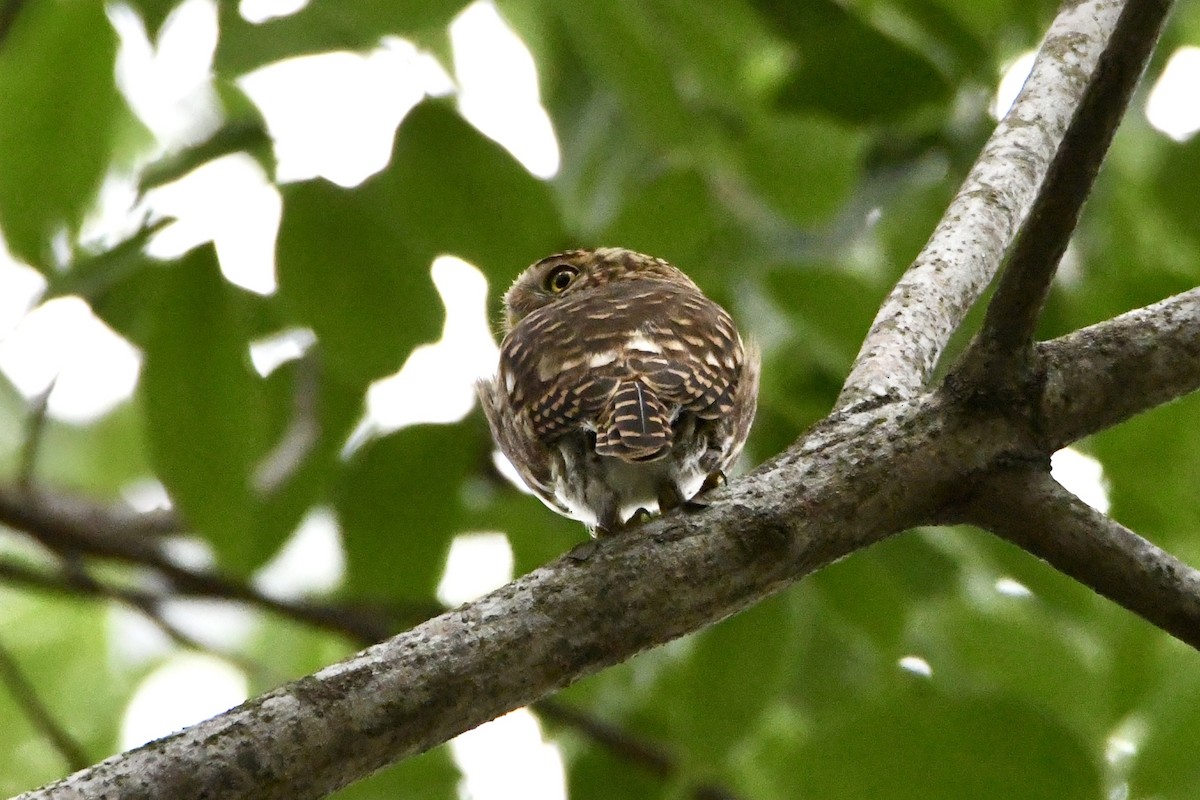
[596, 380, 672, 462]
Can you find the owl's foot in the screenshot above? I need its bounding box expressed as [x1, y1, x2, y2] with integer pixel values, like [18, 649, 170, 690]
[684, 470, 727, 510]
[626, 507, 655, 527]
[656, 482, 685, 513]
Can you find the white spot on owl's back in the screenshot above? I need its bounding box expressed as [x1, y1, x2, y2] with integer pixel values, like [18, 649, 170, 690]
[626, 334, 662, 354]
[538, 354, 582, 381]
[588, 350, 618, 368]
[704, 352, 721, 367]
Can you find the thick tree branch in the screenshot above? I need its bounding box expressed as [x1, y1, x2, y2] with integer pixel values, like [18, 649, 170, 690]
[1037, 287, 1200, 447]
[837, 0, 1128, 409]
[963, 469, 1200, 649]
[1, 509, 738, 798]
[18, 290, 1200, 797]
[11, 391, 1035, 800]
[955, 0, 1173, 384]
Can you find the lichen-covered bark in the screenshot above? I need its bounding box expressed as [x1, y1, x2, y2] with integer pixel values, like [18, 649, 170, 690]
[1038, 288, 1200, 448]
[837, 0, 1125, 408]
[966, 470, 1200, 649]
[20, 289, 1200, 799]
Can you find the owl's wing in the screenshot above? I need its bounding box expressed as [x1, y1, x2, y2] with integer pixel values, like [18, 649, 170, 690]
[475, 377, 570, 516]
[498, 280, 749, 458]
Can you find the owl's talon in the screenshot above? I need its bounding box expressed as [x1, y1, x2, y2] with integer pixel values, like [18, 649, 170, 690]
[701, 470, 728, 493]
[684, 470, 728, 510]
[626, 507, 654, 527]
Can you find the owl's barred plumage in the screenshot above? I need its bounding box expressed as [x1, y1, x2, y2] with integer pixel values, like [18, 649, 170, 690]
[479, 248, 759, 536]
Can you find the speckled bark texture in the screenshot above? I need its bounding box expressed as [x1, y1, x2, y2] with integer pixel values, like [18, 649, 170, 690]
[838, 0, 1124, 409]
[17, 0, 1197, 798]
[17, 313, 1200, 799]
[966, 470, 1200, 649]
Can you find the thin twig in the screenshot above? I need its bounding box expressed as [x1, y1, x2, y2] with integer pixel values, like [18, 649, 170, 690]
[536, 699, 740, 800]
[18, 377, 57, 489]
[963, 468, 1200, 649]
[0, 557, 283, 683]
[953, 0, 1174, 385]
[0, 637, 90, 771]
[0, 485, 403, 642]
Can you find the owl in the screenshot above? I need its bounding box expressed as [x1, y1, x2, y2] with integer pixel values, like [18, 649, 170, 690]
[478, 248, 759, 536]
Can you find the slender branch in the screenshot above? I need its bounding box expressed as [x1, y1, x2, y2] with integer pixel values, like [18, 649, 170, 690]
[535, 700, 739, 800]
[1037, 287, 1200, 448]
[954, 0, 1174, 385]
[836, 0, 1128, 409]
[0, 557, 282, 683]
[0, 485, 401, 642]
[19, 377, 57, 488]
[13, 391, 1020, 800]
[0, 637, 90, 772]
[963, 468, 1200, 649]
[0, 0, 26, 49]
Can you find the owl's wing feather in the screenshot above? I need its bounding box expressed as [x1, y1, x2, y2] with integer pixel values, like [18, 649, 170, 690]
[476, 377, 569, 515]
[499, 279, 747, 463]
[594, 380, 672, 461]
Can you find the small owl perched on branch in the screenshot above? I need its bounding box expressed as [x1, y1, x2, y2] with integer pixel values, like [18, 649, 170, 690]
[478, 248, 759, 536]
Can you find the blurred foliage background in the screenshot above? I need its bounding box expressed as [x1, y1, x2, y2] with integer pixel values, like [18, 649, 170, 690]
[0, 0, 1199, 797]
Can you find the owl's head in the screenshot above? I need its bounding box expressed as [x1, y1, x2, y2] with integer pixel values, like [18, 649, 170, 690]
[501, 247, 698, 329]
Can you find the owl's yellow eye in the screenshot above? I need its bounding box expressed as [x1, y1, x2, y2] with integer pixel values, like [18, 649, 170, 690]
[544, 264, 579, 293]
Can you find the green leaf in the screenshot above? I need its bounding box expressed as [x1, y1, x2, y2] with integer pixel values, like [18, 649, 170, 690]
[551, 2, 695, 150]
[215, 0, 469, 76]
[126, 0, 181, 37]
[653, 594, 796, 769]
[905, 594, 1113, 742]
[565, 745, 660, 800]
[37, 401, 151, 496]
[766, 266, 886, 373]
[762, 687, 1100, 800]
[0, 0, 126, 267]
[275, 177, 439, 387]
[1128, 648, 1200, 800]
[752, 0, 952, 122]
[598, 169, 719, 274]
[384, 100, 566, 289]
[335, 423, 476, 599]
[742, 114, 867, 224]
[140, 246, 281, 571]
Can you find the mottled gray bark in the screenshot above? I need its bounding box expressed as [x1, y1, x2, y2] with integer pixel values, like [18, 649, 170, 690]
[838, 0, 1131, 408]
[18, 291, 1200, 799]
[964, 469, 1200, 649]
[1038, 288, 1200, 448]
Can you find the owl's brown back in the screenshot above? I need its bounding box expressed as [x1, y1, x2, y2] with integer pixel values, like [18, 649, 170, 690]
[497, 277, 746, 463]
